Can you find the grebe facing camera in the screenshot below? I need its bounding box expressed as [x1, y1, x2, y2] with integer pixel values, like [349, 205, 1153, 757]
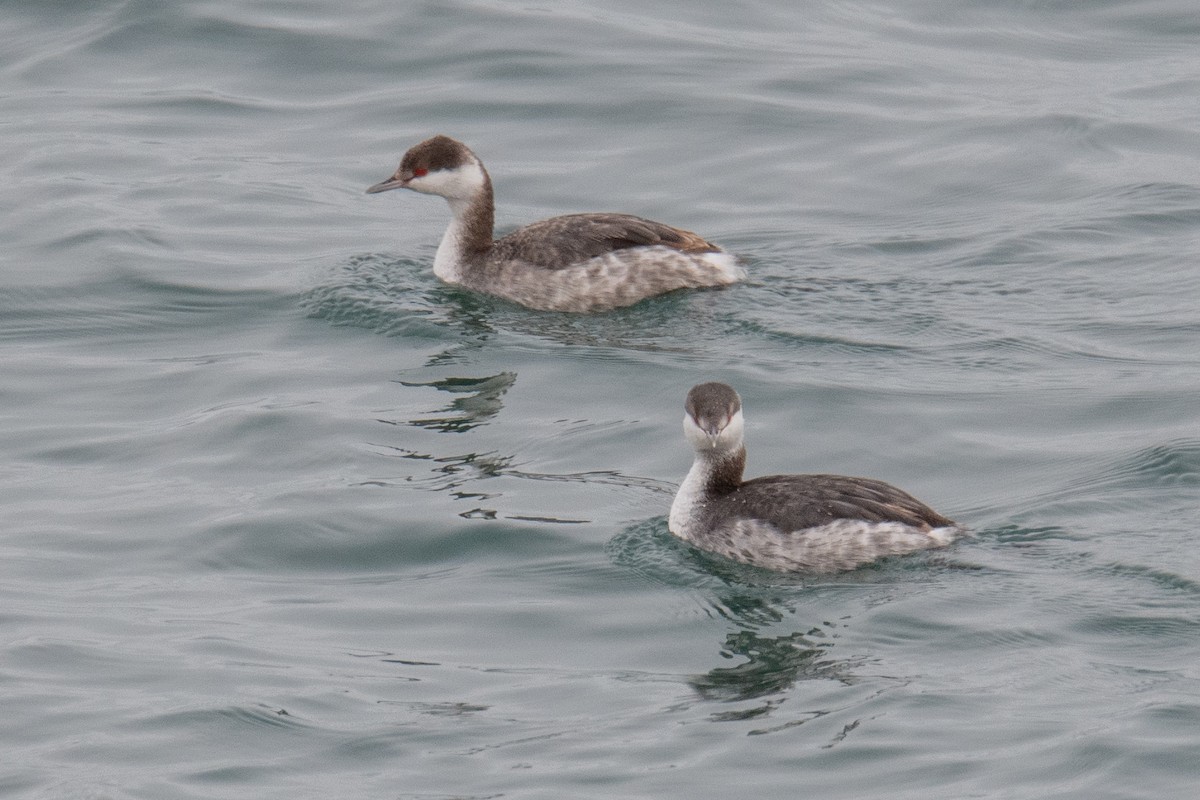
[669, 382, 962, 573]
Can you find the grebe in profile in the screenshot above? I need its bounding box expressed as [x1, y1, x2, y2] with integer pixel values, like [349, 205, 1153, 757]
[366, 135, 744, 312]
[669, 382, 961, 573]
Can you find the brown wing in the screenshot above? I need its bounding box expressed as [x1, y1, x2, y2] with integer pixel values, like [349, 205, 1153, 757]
[490, 213, 720, 269]
[715, 474, 955, 532]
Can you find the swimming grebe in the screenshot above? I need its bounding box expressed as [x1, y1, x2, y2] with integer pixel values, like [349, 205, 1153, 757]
[366, 135, 744, 312]
[668, 382, 961, 573]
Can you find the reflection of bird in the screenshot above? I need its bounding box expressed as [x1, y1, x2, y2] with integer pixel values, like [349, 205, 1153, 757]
[690, 629, 851, 702]
[670, 382, 961, 572]
[401, 372, 516, 434]
[367, 136, 744, 312]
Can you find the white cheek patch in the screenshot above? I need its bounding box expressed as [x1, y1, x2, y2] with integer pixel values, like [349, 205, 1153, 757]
[683, 412, 708, 448]
[409, 161, 487, 200]
[718, 409, 744, 450]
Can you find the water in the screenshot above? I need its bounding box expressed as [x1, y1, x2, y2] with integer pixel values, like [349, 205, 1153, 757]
[3, 0, 1199, 797]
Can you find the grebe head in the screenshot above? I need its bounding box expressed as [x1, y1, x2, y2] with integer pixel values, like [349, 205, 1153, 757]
[366, 135, 488, 202]
[683, 382, 744, 455]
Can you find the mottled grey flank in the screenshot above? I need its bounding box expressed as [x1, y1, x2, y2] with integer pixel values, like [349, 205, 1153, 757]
[459, 244, 739, 313]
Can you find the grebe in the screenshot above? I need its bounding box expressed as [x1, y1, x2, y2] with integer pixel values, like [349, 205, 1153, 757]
[366, 135, 744, 312]
[668, 382, 961, 573]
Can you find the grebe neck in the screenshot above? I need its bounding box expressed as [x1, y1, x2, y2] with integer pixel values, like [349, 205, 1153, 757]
[433, 169, 495, 283]
[698, 446, 747, 494]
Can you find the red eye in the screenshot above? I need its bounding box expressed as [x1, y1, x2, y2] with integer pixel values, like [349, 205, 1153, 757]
[412, 167, 428, 177]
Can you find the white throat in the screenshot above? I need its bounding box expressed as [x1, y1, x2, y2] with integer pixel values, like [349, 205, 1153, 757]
[669, 454, 710, 540]
[432, 197, 473, 283]
[407, 159, 487, 202]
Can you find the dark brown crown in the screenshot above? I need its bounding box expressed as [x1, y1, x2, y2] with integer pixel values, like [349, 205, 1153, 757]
[400, 135, 474, 174]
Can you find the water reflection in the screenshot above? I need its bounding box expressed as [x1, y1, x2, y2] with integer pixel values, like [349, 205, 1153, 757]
[395, 372, 516, 433]
[370, 371, 669, 524]
[608, 519, 865, 708]
[689, 624, 855, 703]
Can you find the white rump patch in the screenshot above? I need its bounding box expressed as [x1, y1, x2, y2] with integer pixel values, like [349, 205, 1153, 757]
[697, 250, 746, 284]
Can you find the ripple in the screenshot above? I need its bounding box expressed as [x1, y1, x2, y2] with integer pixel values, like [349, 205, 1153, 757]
[300, 254, 465, 340]
[1087, 560, 1200, 600]
[200, 509, 582, 573]
[605, 518, 728, 590]
[1126, 439, 1200, 486]
[212, 704, 310, 732]
[0, 273, 291, 343]
[1059, 438, 1200, 501]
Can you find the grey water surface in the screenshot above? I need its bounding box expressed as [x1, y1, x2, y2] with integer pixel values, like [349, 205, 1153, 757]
[3, 1, 1199, 797]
